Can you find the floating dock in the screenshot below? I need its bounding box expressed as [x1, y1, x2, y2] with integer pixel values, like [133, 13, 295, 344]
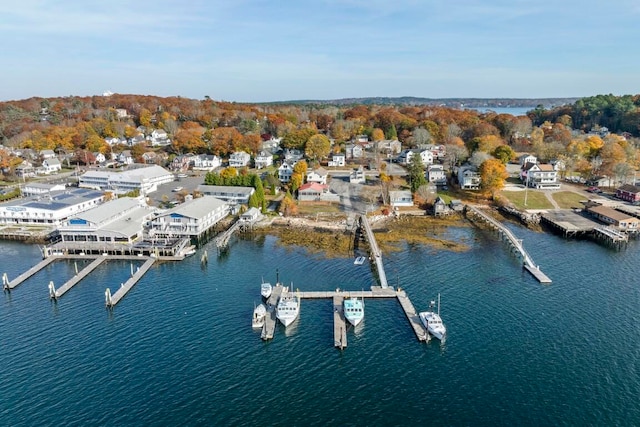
[105, 257, 155, 308]
[261, 283, 284, 340]
[3, 256, 59, 291]
[396, 289, 429, 342]
[51, 257, 107, 299]
[333, 295, 347, 349]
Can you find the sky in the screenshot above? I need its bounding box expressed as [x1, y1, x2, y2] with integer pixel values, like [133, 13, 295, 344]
[1, 0, 639, 102]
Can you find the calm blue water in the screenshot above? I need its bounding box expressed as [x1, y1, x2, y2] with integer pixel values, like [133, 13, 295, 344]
[1, 222, 639, 426]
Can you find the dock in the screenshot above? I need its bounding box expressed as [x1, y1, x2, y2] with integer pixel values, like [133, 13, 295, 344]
[466, 205, 552, 283]
[261, 283, 284, 340]
[333, 295, 347, 349]
[3, 255, 59, 291]
[214, 220, 241, 253]
[51, 257, 107, 299]
[105, 257, 155, 308]
[396, 289, 429, 342]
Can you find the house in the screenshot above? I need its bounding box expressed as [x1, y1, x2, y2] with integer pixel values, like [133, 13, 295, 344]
[171, 154, 195, 171]
[115, 108, 128, 119]
[328, 153, 345, 167]
[229, 151, 251, 168]
[192, 154, 221, 171]
[345, 143, 364, 159]
[307, 168, 328, 185]
[587, 205, 640, 231]
[356, 134, 369, 143]
[377, 139, 402, 157]
[389, 190, 414, 207]
[426, 164, 447, 185]
[254, 151, 273, 170]
[130, 134, 146, 146]
[117, 151, 134, 165]
[449, 200, 464, 212]
[261, 137, 281, 153]
[615, 184, 640, 203]
[278, 162, 295, 183]
[284, 149, 304, 163]
[15, 160, 36, 178]
[148, 196, 229, 239]
[298, 182, 328, 202]
[397, 149, 433, 166]
[457, 165, 481, 190]
[22, 182, 66, 196]
[433, 197, 450, 217]
[141, 151, 158, 164]
[105, 137, 121, 146]
[196, 185, 255, 204]
[426, 144, 446, 160]
[40, 149, 56, 160]
[240, 207, 262, 223]
[41, 158, 62, 174]
[93, 152, 106, 164]
[148, 129, 170, 147]
[521, 163, 559, 189]
[349, 166, 366, 184]
[519, 154, 537, 167]
[550, 159, 566, 173]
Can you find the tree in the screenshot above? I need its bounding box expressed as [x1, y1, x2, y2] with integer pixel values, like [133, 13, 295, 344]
[282, 128, 316, 150]
[279, 191, 298, 216]
[305, 134, 331, 163]
[379, 171, 392, 205]
[371, 128, 385, 141]
[493, 145, 515, 164]
[408, 153, 426, 193]
[410, 127, 432, 147]
[479, 158, 509, 197]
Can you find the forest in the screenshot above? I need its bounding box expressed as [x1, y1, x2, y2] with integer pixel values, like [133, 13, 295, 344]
[1, 93, 640, 193]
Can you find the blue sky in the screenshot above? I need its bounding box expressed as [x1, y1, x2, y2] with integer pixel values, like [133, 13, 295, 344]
[1, 0, 639, 102]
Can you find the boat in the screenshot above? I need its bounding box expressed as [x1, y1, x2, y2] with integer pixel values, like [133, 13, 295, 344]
[276, 286, 300, 327]
[419, 293, 446, 341]
[354, 256, 366, 265]
[260, 279, 272, 299]
[343, 296, 364, 327]
[181, 245, 196, 257]
[252, 303, 267, 329]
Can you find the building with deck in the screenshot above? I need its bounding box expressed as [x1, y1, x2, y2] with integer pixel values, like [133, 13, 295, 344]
[54, 197, 155, 244]
[389, 190, 414, 207]
[148, 196, 229, 239]
[586, 204, 640, 231]
[79, 165, 174, 195]
[196, 185, 255, 204]
[0, 188, 104, 226]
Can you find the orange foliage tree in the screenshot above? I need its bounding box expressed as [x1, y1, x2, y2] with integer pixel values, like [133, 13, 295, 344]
[479, 158, 509, 197]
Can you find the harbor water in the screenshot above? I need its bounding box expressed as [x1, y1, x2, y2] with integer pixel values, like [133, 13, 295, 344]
[1, 222, 639, 426]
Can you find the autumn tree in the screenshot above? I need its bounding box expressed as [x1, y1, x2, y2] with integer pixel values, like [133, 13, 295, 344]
[479, 158, 509, 197]
[173, 121, 205, 154]
[371, 128, 385, 141]
[305, 134, 331, 164]
[279, 191, 298, 216]
[493, 145, 515, 164]
[282, 128, 316, 150]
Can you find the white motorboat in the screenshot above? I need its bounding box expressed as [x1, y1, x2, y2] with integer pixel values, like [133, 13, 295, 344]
[260, 280, 272, 299]
[343, 296, 364, 327]
[419, 293, 446, 341]
[354, 256, 366, 265]
[276, 286, 300, 327]
[252, 303, 267, 329]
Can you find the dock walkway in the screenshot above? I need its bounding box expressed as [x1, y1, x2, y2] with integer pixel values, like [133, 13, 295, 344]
[466, 205, 552, 283]
[333, 295, 347, 349]
[261, 284, 284, 340]
[53, 257, 107, 299]
[3, 255, 59, 291]
[105, 257, 155, 308]
[397, 290, 429, 342]
[358, 215, 388, 288]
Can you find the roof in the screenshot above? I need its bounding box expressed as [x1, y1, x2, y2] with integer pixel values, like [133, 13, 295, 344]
[81, 165, 172, 183]
[298, 182, 327, 192]
[618, 184, 640, 194]
[308, 167, 328, 176]
[196, 185, 255, 196]
[588, 205, 637, 222]
[70, 197, 142, 225]
[162, 196, 227, 220]
[0, 188, 103, 212]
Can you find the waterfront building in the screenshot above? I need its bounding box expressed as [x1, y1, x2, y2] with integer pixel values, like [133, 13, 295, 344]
[55, 197, 155, 244]
[615, 184, 640, 203]
[586, 204, 640, 231]
[306, 168, 328, 185]
[389, 190, 414, 207]
[196, 185, 255, 204]
[22, 182, 66, 197]
[148, 196, 228, 239]
[0, 188, 104, 226]
[521, 162, 560, 189]
[79, 165, 174, 195]
[457, 165, 481, 190]
[426, 164, 447, 185]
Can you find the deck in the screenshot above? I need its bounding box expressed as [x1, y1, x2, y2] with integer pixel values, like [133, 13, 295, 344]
[3, 256, 58, 291]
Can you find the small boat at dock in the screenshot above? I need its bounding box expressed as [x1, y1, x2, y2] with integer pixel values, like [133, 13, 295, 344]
[276, 286, 300, 327]
[419, 293, 446, 341]
[343, 296, 364, 326]
[252, 303, 267, 329]
[260, 280, 272, 299]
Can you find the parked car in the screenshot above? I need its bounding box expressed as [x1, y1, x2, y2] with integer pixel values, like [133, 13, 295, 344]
[587, 186, 602, 193]
[172, 186, 184, 192]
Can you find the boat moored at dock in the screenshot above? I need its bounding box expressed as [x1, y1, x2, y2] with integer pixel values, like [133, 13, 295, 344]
[276, 286, 300, 327]
[252, 303, 267, 329]
[419, 294, 446, 341]
[343, 296, 364, 326]
[260, 280, 272, 299]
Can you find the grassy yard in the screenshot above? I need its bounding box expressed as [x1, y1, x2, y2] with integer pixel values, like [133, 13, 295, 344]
[552, 191, 587, 209]
[296, 202, 343, 216]
[500, 190, 554, 210]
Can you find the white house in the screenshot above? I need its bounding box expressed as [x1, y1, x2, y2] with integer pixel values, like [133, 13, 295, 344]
[377, 139, 402, 156]
[148, 129, 171, 147]
[254, 151, 273, 169]
[15, 160, 36, 178]
[328, 153, 345, 167]
[192, 154, 221, 171]
[278, 162, 295, 183]
[79, 165, 174, 195]
[457, 165, 481, 190]
[40, 158, 62, 174]
[93, 152, 106, 164]
[22, 182, 66, 196]
[426, 164, 446, 185]
[349, 166, 366, 184]
[521, 163, 559, 189]
[229, 151, 251, 168]
[117, 151, 134, 165]
[519, 154, 537, 167]
[284, 149, 304, 163]
[398, 149, 433, 166]
[40, 149, 56, 159]
[345, 144, 364, 159]
[389, 190, 414, 207]
[306, 167, 328, 185]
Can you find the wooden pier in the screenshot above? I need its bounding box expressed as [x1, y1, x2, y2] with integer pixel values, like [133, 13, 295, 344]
[105, 257, 155, 308]
[358, 214, 389, 288]
[261, 283, 284, 340]
[3, 256, 58, 291]
[51, 257, 107, 299]
[396, 289, 429, 342]
[214, 220, 241, 253]
[466, 205, 552, 283]
[333, 295, 347, 349]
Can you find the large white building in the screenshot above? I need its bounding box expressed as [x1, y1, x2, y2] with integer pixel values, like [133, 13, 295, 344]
[79, 165, 174, 195]
[0, 188, 104, 226]
[196, 185, 255, 204]
[149, 196, 228, 239]
[55, 197, 155, 244]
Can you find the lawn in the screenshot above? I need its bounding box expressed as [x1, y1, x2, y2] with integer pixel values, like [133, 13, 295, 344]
[500, 190, 554, 210]
[552, 191, 587, 209]
[296, 202, 343, 216]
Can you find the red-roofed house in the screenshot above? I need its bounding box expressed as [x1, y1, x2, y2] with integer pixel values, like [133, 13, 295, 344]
[298, 182, 328, 202]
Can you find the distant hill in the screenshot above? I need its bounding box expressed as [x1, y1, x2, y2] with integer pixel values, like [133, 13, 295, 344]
[261, 96, 581, 109]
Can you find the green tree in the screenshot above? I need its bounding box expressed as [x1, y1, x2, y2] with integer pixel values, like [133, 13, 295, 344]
[408, 153, 426, 193]
[493, 145, 515, 164]
[305, 134, 331, 163]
